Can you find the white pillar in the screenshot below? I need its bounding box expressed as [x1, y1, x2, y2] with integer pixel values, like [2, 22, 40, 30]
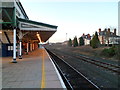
[12, 28, 17, 63]
[33, 43, 34, 50]
[19, 40, 22, 59]
[31, 43, 32, 51]
[27, 43, 29, 54]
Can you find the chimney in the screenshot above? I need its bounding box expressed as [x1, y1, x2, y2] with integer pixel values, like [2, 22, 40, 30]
[99, 28, 101, 32]
[104, 28, 107, 32]
[114, 28, 116, 36]
[82, 33, 85, 38]
[108, 28, 110, 34]
[87, 34, 90, 39]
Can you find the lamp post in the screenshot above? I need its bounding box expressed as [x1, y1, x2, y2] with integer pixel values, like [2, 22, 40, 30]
[66, 33, 67, 41]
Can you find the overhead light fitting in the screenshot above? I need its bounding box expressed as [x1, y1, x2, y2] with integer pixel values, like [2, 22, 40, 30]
[36, 33, 42, 43]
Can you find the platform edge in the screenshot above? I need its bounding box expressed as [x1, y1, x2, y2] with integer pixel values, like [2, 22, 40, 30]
[45, 49, 66, 88]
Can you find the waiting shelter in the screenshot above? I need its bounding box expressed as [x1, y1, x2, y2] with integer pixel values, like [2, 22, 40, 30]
[0, 0, 57, 63]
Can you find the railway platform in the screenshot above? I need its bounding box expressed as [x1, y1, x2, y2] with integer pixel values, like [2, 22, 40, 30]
[2, 48, 65, 88]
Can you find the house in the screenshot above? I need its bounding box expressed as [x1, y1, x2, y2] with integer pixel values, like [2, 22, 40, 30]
[62, 41, 68, 45]
[98, 28, 120, 45]
[82, 33, 91, 45]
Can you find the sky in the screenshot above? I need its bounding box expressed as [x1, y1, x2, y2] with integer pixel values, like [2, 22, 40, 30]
[20, 0, 118, 43]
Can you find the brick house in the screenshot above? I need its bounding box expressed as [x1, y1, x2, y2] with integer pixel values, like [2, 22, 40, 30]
[98, 28, 120, 45]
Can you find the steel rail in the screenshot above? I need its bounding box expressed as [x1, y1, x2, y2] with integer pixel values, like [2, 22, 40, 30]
[46, 49, 100, 89]
[52, 49, 120, 74]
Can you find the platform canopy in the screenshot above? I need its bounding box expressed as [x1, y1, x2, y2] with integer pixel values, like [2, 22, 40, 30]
[18, 18, 57, 42]
[0, 0, 58, 62]
[0, 1, 57, 43]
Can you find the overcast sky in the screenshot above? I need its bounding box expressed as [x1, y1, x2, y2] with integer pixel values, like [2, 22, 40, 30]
[20, 0, 118, 43]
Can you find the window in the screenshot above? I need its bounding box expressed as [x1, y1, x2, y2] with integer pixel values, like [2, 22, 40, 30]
[8, 46, 13, 51]
[8, 46, 11, 50]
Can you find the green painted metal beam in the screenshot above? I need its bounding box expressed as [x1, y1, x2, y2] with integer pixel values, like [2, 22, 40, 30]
[13, 7, 16, 27]
[0, 8, 16, 28]
[0, 9, 2, 14]
[3, 9, 12, 22]
[0, 22, 13, 24]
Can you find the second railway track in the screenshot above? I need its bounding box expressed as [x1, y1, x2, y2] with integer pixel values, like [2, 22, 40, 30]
[50, 49, 120, 74]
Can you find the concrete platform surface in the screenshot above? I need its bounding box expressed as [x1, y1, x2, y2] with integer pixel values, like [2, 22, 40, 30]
[2, 48, 66, 89]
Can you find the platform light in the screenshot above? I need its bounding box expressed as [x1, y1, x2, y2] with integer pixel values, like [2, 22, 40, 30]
[36, 33, 42, 43]
[0, 31, 2, 34]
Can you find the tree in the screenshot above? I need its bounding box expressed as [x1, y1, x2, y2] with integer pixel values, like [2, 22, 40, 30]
[73, 36, 78, 47]
[91, 32, 100, 48]
[68, 38, 72, 46]
[90, 40, 92, 46]
[79, 37, 84, 46]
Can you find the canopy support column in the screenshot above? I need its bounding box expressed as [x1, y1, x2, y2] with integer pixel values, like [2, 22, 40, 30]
[30, 43, 32, 51]
[19, 39, 22, 59]
[12, 28, 17, 63]
[26, 42, 29, 54]
[17, 31, 28, 59]
[33, 43, 34, 50]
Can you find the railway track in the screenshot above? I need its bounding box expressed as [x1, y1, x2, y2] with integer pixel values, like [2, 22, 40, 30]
[75, 55, 120, 74]
[46, 49, 100, 89]
[51, 49, 120, 74]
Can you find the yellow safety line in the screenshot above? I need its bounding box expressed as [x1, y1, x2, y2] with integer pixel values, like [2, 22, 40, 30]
[41, 49, 46, 88]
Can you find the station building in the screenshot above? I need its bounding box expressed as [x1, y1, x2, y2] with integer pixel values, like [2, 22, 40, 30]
[0, 0, 57, 62]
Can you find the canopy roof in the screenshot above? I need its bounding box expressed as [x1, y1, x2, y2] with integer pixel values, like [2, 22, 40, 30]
[18, 18, 57, 42]
[18, 18, 57, 31]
